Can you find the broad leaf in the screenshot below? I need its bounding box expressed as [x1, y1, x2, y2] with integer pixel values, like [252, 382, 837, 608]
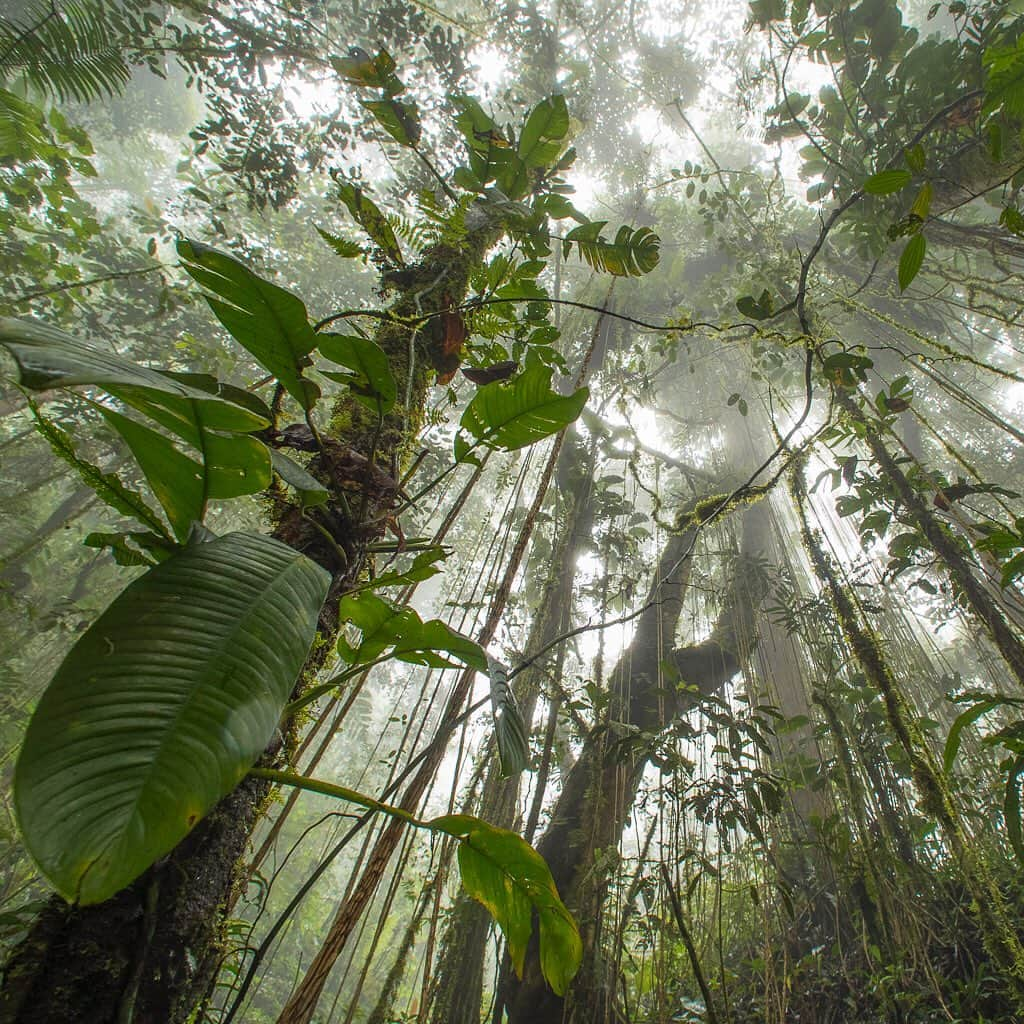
[15, 532, 330, 904]
[83, 531, 174, 567]
[736, 289, 773, 321]
[0, 317, 267, 432]
[944, 697, 1005, 774]
[176, 239, 321, 410]
[430, 814, 583, 995]
[270, 450, 329, 508]
[100, 405, 272, 541]
[457, 358, 588, 456]
[362, 97, 421, 147]
[356, 547, 447, 591]
[318, 333, 397, 414]
[983, 38, 1024, 117]
[450, 93, 503, 153]
[338, 592, 486, 670]
[518, 95, 569, 167]
[562, 223, 660, 277]
[488, 656, 530, 777]
[330, 47, 404, 95]
[100, 408, 204, 540]
[863, 169, 912, 195]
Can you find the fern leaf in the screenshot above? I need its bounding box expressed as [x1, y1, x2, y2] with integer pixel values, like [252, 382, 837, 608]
[0, 1, 132, 103]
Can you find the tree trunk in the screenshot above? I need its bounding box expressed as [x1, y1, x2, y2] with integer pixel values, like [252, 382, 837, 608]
[504, 501, 772, 1024]
[0, 221, 504, 1024]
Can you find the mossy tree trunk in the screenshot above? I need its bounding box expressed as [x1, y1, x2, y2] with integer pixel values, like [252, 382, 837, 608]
[504, 502, 771, 1024]
[0, 220, 505, 1024]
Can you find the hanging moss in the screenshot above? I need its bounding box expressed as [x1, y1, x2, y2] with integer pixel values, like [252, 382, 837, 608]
[792, 463, 1024, 1004]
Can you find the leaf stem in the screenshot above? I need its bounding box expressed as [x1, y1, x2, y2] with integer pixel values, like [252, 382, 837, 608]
[249, 767, 429, 830]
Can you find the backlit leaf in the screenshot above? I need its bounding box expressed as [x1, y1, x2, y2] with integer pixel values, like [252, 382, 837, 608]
[430, 814, 582, 995]
[457, 358, 588, 456]
[898, 233, 926, 291]
[176, 239, 320, 410]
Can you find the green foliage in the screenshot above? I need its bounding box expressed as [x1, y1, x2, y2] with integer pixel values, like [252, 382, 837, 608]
[248, 770, 583, 995]
[269, 450, 329, 508]
[517, 95, 571, 167]
[455, 357, 588, 460]
[317, 333, 398, 415]
[431, 813, 583, 995]
[27, 399, 168, 539]
[361, 97, 421, 147]
[315, 226, 366, 260]
[944, 692, 1024, 864]
[0, 317, 265, 433]
[863, 169, 912, 195]
[336, 591, 486, 671]
[99, 405, 271, 539]
[976, 517, 1024, 587]
[0, 1, 131, 102]
[898, 233, 926, 291]
[736, 289, 774, 320]
[330, 47, 405, 96]
[176, 239, 321, 410]
[334, 182, 406, 267]
[15, 532, 329, 903]
[487, 656, 531, 777]
[562, 222, 661, 277]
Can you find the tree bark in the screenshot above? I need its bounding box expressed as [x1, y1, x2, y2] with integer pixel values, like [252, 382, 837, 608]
[504, 501, 772, 1024]
[0, 220, 505, 1024]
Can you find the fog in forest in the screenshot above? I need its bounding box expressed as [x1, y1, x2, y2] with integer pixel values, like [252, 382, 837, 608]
[2, 2, 1024, 1022]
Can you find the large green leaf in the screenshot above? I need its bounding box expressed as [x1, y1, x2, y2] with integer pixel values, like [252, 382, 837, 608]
[176, 239, 321, 410]
[430, 814, 583, 995]
[100, 404, 272, 541]
[337, 592, 486, 670]
[898, 233, 926, 292]
[0, 317, 267, 432]
[863, 168, 912, 195]
[15, 532, 330, 904]
[457, 358, 588, 456]
[361, 97, 421, 147]
[562, 223, 660, 277]
[317, 333, 397, 415]
[270, 450, 329, 508]
[517, 95, 569, 167]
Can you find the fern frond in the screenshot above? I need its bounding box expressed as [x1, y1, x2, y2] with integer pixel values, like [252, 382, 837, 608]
[0, 87, 49, 160]
[0, 1, 132, 103]
[386, 211, 433, 252]
[416, 189, 471, 245]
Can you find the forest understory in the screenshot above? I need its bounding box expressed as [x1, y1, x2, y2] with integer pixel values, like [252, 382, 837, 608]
[3, 1, 1024, 1022]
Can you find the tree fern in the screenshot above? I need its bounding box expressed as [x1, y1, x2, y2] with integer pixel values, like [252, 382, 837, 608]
[0, 1, 132, 103]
